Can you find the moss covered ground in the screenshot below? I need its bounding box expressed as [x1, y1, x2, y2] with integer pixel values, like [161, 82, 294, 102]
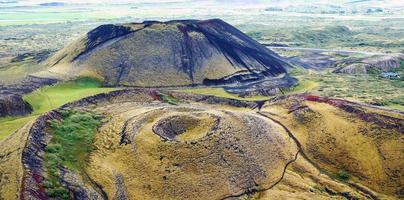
[44, 109, 101, 199]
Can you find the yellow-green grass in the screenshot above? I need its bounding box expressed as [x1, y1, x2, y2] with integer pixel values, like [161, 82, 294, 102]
[23, 78, 117, 115]
[386, 104, 404, 111]
[0, 116, 37, 140]
[0, 78, 119, 141]
[289, 71, 404, 111]
[0, 8, 122, 26]
[287, 79, 319, 93]
[0, 59, 47, 84]
[178, 87, 271, 101]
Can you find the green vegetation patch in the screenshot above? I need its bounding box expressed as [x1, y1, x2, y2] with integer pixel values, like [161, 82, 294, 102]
[43, 109, 101, 199]
[0, 59, 47, 84]
[392, 61, 404, 77]
[179, 87, 270, 101]
[312, 185, 326, 193]
[336, 171, 350, 182]
[24, 77, 115, 115]
[0, 77, 118, 141]
[160, 93, 179, 105]
[287, 80, 319, 93]
[0, 116, 37, 140]
[150, 90, 180, 105]
[290, 69, 404, 111]
[294, 26, 355, 46]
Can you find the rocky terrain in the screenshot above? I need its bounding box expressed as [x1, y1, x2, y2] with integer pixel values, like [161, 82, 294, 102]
[272, 47, 404, 75]
[0, 76, 57, 117]
[334, 54, 404, 74]
[0, 89, 402, 200]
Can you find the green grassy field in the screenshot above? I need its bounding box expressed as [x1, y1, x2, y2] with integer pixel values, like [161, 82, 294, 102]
[0, 78, 118, 141]
[287, 79, 319, 94]
[289, 68, 404, 110]
[178, 87, 271, 101]
[178, 71, 404, 111]
[0, 6, 121, 26]
[0, 59, 47, 84]
[23, 77, 117, 115]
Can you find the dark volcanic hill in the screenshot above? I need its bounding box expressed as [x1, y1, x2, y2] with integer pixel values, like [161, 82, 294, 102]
[40, 19, 289, 87]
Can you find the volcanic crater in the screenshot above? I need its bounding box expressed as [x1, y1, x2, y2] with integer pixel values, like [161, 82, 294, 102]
[1, 89, 402, 200]
[38, 19, 293, 90]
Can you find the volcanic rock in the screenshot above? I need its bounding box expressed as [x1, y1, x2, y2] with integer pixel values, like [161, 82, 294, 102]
[40, 19, 289, 87]
[0, 94, 32, 117]
[334, 53, 404, 74]
[0, 76, 57, 117]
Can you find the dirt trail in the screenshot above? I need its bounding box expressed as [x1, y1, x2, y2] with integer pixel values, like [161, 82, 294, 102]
[257, 110, 380, 200]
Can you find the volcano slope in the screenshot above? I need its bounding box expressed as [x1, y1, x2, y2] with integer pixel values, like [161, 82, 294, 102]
[36, 19, 289, 87]
[0, 89, 402, 200]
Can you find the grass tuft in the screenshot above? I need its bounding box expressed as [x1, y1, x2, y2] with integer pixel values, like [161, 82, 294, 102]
[336, 171, 350, 182]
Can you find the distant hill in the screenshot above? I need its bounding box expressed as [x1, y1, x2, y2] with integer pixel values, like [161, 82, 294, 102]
[39, 19, 289, 87]
[334, 53, 404, 74]
[39, 2, 66, 6]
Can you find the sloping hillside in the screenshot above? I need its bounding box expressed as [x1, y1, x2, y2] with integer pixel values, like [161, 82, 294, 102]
[334, 53, 404, 74]
[1, 89, 402, 200]
[261, 95, 404, 198]
[38, 19, 289, 87]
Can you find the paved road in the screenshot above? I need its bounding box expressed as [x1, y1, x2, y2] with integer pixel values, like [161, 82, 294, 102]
[265, 46, 385, 55]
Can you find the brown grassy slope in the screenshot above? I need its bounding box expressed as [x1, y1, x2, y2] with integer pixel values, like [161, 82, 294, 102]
[0, 121, 34, 200]
[261, 154, 364, 200]
[1, 90, 402, 200]
[260, 96, 404, 198]
[86, 102, 298, 199]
